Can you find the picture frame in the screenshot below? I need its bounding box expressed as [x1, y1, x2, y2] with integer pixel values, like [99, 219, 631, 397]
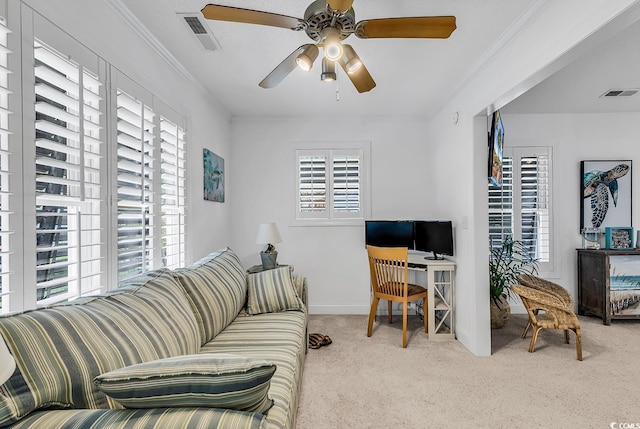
[488, 110, 504, 189]
[203, 149, 224, 202]
[580, 160, 632, 232]
[605, 227, 634, 249]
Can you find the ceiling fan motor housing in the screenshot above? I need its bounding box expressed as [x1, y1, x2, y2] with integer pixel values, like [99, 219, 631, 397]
[303, 0, 355, 41]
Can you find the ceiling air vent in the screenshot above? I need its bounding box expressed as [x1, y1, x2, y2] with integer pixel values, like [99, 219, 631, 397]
[601, 89, 639, 97]
[178, 13, 220, 51]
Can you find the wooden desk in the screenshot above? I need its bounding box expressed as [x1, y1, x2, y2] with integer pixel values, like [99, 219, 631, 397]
[407, 254, 456, 340]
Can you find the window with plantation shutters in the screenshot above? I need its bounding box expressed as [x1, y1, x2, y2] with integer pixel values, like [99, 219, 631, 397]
[488, 147, 553, 272]
[295, 144, 369, 224]
[0, 15, 11, 313]
[116, 90, 155, 282]
[159, 116, 185, 269]
[34, 40, 103, 305]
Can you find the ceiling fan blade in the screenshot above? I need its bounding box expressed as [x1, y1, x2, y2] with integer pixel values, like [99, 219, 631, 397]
[201, 4, 304, 30]
[356, 16, 456, 39]
[259, 45, 311, 89]
[338, 55, 376, 93]
[326, 0, 354, 13]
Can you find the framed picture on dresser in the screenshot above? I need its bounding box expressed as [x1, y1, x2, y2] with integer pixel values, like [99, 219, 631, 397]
[580, 160, 632, 231]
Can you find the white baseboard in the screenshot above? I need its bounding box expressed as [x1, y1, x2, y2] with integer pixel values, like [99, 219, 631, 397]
[308, 305, 370, 314]
[308, 303, 422, 316]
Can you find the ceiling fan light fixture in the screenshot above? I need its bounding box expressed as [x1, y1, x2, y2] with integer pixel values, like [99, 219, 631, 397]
[295, 44, 319, 72]
[341, 44, 362, 74]
[321, 27, 343, 61]
[321, 57, 337, 81]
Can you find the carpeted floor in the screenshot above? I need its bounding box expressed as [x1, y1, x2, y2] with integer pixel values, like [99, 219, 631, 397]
[296, 313, 639, 429]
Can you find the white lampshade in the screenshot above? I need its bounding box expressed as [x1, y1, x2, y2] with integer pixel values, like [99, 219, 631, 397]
[0, 337, 15, 385]
[255, 222, 282, 245]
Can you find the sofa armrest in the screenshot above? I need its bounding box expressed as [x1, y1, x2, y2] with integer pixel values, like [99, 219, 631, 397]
[292, 275, 308, 311]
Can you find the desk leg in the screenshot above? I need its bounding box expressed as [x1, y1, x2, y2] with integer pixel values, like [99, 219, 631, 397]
[427, 267, 435, 338]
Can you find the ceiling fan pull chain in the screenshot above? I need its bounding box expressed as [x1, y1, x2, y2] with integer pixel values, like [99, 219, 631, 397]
[336, 80, 340, 102]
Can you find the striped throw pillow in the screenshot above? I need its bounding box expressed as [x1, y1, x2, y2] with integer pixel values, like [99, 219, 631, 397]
[246, 266, 303, 315]
[94, 354, 275, 413]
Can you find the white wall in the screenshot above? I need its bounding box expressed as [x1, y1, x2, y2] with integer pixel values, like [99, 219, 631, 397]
[502, 112, 640, 310]
[20, 0, 233, 262]
[229, 116, 431, 314]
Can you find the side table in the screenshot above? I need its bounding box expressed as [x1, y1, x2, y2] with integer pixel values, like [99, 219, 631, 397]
[247, 264, 288, 274]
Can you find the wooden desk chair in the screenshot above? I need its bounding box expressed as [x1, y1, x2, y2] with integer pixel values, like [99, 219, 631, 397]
[511, 284, 582, 361]
[366, 245, 428, 348]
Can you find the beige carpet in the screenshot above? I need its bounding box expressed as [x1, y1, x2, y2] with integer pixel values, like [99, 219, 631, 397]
[296, 313, 639, 429]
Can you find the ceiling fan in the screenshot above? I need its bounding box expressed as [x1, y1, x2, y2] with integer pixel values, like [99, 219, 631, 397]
[201, 0, 456, 93]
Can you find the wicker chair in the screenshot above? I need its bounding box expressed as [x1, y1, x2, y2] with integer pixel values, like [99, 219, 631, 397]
[366, 245, 428, 348]
[511, 284, 582, 361]
[518, 274, 574, 339]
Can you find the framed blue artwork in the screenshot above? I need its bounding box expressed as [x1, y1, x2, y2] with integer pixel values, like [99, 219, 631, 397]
[581, 160, 632, 232]
[203, 149, 224, 202]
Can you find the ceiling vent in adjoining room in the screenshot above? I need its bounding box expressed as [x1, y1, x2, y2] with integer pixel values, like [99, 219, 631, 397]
[600, 88, 639, 97]
[178, 13, 221, 51]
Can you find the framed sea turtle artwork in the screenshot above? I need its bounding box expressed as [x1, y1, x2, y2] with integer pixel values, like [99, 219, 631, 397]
[203, 149, 224, 202]
[581, 160, 632, 232]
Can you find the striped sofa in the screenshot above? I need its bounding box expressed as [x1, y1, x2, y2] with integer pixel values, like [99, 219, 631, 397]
[0, 248, 308, 429]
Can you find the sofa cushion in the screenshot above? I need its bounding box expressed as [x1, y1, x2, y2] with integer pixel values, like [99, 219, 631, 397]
[246, 267, 303, 315]
[0, 269, 200, 426]
[201, 310, 307, 429]
[172, 248, 247, 344]
[8, 408, 265, 429]
[94, 354, 275, 413]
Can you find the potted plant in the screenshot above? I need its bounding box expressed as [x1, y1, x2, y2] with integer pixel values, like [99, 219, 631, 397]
[489, 235, 539, 328]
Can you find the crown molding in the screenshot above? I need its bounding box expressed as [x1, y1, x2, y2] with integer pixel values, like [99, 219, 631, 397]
[450, 0, 554, 106]
[103, 0, 196, 85]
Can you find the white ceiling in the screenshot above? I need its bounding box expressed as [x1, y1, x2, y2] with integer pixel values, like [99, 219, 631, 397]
[119, 0, 640, 118]
[503, 15, 640, 114]
[119, 0, 534, 118]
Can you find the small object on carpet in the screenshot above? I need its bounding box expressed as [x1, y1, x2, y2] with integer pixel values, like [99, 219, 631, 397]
[309, 333, 332, 349]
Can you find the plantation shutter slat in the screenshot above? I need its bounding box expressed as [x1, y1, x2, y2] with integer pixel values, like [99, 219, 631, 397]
[0, 16, 12, 312]
[116, 90, 155, 281]
[34, 40, 103, 306]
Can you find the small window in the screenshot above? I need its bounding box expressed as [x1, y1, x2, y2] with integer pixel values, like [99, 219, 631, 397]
[295, 143, 370, 225]
[489, 146, 553, 273]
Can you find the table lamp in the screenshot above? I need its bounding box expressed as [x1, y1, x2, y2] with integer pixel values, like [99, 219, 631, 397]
[0, 337, 15, 385]
[256, 222, 282, 270]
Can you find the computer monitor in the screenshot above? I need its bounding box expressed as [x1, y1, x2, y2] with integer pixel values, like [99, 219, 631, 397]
[364, 220, 414, 249]
[414, 221, 454, 260]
